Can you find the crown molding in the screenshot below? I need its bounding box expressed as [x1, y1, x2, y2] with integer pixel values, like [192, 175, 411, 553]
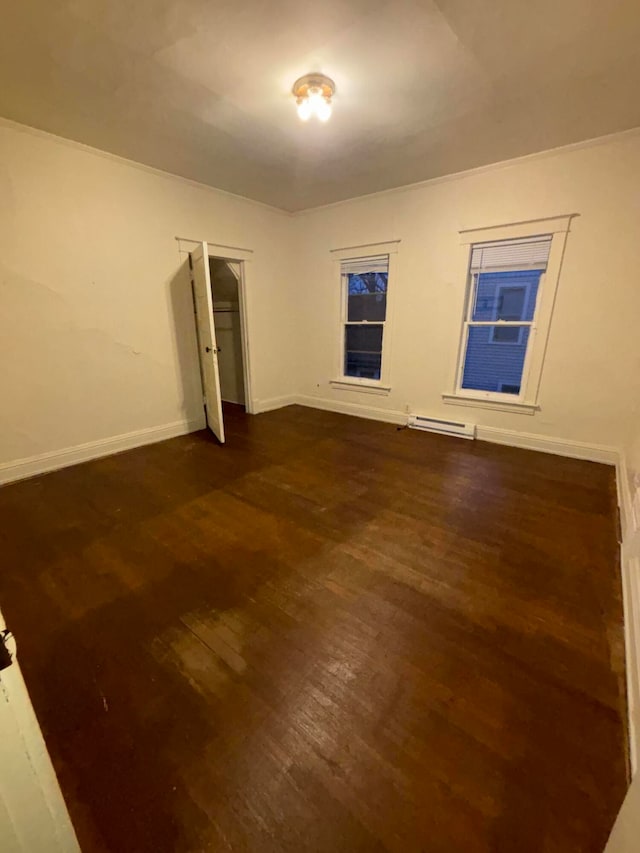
[292, 126, 640, 216]
[0, 116, 292, 218]
[1, 115, 639, 218]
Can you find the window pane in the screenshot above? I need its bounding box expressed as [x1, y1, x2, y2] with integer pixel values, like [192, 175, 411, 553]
[347, 272, 388, 322]
[348, 272, 388, 295]
[345, 324, 383, 352]
[348, 293, 387, 322]
[491, 325, 523, 344]
[345, 351, 382, 379]
[471, 270, 541, 322]
[461, 325, 530, 394]
[345, 324, 383, 380]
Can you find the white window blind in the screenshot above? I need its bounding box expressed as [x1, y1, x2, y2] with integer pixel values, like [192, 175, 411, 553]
[470, 236, 552, 272]
[340, 255, 389, 275]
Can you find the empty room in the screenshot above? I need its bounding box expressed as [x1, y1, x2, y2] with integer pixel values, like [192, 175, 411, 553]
[1, 2, 640, 851]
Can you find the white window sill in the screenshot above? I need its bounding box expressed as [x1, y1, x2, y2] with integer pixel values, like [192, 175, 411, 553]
[442, 392, 538, 415]
[330, 379, 391, 396]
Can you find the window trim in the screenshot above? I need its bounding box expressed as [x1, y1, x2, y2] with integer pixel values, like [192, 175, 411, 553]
[444, 215, 575, 412]
[329, 240, 400, 392]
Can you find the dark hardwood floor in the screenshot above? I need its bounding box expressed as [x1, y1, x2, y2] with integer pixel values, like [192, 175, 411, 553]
[0, 404, 628, 852]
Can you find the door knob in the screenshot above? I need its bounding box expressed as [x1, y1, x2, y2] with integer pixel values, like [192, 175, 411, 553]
[205, 346, 221, 354]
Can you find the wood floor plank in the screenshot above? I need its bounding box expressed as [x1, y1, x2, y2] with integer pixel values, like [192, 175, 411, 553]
[0, 404, 627, 852]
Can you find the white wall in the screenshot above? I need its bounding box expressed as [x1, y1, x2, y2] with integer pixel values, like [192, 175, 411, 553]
[0, 120, 295, 476]
[290, 131, 640, 457]
[2, 119, 640, 481]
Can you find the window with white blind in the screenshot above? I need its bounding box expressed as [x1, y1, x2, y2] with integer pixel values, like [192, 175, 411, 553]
[444, 217, 574, 413]
[457, 235, 551, 401]
[340, 255, 390, 382]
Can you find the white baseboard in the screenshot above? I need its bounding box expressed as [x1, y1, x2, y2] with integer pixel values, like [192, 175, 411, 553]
[253, 395, 298, 414]
[290, 395, 618, 464]
[294, 394, 407, 426]
[0, 416, 205, 486]
[476, 425, 618, 465]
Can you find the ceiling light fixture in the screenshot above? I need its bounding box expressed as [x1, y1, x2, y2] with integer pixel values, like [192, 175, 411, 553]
[292, 73, 335, 122]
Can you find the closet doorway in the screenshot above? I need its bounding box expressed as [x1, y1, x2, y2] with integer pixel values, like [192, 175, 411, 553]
[209, 257, 246, 409]
[190, 242, 252, 444]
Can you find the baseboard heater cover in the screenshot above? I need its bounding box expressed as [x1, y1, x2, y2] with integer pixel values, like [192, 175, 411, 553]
[407, 414, 476, 440]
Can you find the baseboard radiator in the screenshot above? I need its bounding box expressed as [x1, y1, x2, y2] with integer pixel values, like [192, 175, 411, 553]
[407, 414, 476, 440]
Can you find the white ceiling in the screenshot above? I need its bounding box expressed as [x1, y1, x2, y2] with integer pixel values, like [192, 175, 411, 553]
[3, 0, 640, 211]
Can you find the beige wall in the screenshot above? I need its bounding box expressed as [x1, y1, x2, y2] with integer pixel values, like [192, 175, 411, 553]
[2, 118, 640, 478]
[290, 131, 640, 454]
[0, 120, 295, 469]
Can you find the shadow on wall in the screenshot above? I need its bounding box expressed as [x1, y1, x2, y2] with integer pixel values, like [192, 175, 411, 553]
[2, 263, 186, 461]
[168, 258, 205, 426]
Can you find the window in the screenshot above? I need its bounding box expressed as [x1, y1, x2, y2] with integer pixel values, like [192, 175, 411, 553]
[457, 236, 551, 399]
[443, 215, 575, 413]
[329, 240, 399, 393]
[341, 255, 389, 381]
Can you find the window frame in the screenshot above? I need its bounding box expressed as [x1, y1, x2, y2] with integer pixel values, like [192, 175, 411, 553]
[443, 215, 575, 414]
[329, 241, 400, 394]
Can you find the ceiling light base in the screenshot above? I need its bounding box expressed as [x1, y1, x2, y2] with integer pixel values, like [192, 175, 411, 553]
[292, 73, 335, 102]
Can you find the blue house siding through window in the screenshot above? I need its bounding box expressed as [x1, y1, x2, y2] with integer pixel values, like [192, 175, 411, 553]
[461, 270, 542, 394]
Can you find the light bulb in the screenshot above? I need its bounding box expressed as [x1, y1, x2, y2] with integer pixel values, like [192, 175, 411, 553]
[292, 74, 335, 123]
[297, 99, 312, 121]
[316, 99, 332, 122]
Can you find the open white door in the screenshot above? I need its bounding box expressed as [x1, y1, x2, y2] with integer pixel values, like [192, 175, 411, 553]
[0, 611, 79, 852]
[191, 242, 225, 443]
